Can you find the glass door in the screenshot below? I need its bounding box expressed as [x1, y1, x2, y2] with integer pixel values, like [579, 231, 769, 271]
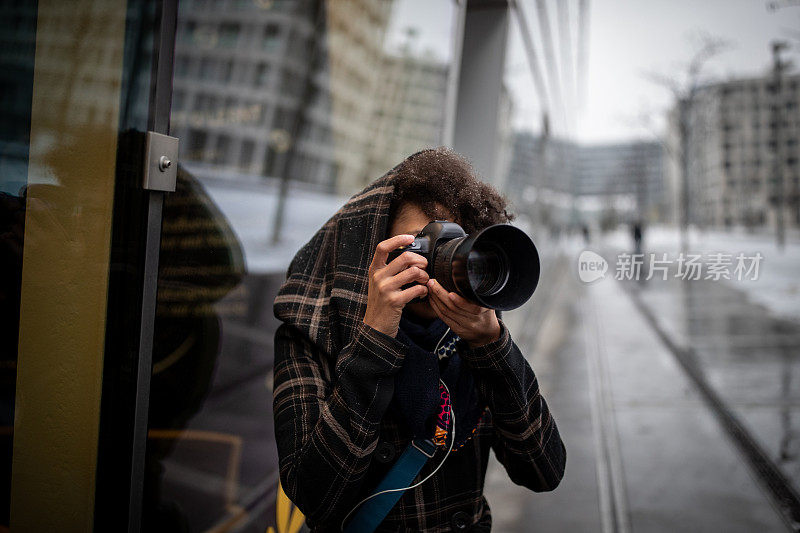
[0, 0, 175, 530]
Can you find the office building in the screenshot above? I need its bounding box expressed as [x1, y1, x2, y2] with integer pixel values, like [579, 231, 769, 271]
[364, 48, 449, 185]
[170, 0, 393, 193]
[667, 73, 800, 228]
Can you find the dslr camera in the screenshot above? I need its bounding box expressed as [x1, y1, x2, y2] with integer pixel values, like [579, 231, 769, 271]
[388, 221, 540, 311]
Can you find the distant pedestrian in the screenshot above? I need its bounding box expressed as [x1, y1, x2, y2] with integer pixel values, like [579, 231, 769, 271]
[632, 221, 643, 255]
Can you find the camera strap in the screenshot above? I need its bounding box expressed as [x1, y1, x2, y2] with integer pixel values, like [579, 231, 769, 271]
[343, 438, 436, 533]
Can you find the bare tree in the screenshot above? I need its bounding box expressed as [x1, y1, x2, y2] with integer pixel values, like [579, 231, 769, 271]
[642, 33, 731, 252]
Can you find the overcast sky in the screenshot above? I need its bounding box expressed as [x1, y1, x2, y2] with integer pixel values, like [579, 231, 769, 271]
[579, 0, 800, 143]
[388, 0, 800, 144]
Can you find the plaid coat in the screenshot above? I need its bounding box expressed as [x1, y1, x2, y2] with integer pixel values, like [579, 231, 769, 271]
[273, 172, 565, 532]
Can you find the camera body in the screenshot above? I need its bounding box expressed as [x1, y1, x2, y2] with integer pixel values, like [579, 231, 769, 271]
[388, 220, 465, 268]
[387, 220, 540, 311]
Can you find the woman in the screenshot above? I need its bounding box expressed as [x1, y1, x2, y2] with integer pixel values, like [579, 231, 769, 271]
[273, 148, 565, 532]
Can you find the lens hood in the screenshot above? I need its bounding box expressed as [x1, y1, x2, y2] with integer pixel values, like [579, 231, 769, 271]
[446, 224, 540, 311]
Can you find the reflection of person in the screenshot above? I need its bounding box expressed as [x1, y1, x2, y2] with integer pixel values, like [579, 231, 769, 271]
[144, 163, 245, 532]
[0, 188, 26, 529]
[273, 148, 565, 531]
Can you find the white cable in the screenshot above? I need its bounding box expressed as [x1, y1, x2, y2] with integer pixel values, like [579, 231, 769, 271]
[340, 379, 455, 531]
[434, 327, 451, 356]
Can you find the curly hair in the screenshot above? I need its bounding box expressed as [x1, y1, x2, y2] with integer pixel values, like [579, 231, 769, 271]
[388, 147, 514, 234]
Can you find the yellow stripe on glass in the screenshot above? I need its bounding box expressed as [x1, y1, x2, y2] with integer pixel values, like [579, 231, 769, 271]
[10, 0, 127, 530]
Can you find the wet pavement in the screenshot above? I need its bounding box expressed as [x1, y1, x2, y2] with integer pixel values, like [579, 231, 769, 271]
[150, 230, 800, 532]
[486, 240, 798, 532]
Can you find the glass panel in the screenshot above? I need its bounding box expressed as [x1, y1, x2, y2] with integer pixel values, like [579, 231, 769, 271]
[0, 1, 38, 524]
[0, 0, 154, 529]
[144, 0, 459, 530]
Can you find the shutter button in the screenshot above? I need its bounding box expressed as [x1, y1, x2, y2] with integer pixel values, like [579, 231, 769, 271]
[451, 511, 470, 530]
[375, 442, 395, 463]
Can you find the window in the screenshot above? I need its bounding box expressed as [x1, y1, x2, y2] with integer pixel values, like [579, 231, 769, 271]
[199, 57, 213, 80]
[255, 62, 270, 87]
[263, 143, 279, 176]
[187, 129, 207, 160]
[175, 56, 190, 76]
[280, 68, 303, 94]
[273, 106, 293, 130]
[173, 90, 186, 111]
[239, 139, 254, 169]
[262, 24, 280, 51]
[218, 23, 240, 48]
[221, 60, 234, 82]
[214, 134, 230, 164]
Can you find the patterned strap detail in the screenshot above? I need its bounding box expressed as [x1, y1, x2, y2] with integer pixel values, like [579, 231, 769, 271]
[436, 334, 459, 360]
[433, 382, 451, 447]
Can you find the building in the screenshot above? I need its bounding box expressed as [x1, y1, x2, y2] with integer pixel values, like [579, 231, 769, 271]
[364, 47, 449, 183]
[667, 73, 800, 229]
[504, 132, 577, 227]
[170, 0, 393, 194]
[576, 141, 666, 223]
[504, 132, 665, 227]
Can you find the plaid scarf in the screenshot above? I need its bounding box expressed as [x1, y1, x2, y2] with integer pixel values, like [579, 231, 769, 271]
[274, 172, 395, 357]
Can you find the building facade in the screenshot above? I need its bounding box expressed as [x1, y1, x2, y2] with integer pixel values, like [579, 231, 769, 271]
[364, 48, 449, 183]
[576, 141, 666, 223]
[667, 73, 800, 229]
[170, 0, 393, 194]
[504, 132, 665, 227]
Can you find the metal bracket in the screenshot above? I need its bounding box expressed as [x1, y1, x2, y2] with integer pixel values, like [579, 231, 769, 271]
[143, 131, 179, 192]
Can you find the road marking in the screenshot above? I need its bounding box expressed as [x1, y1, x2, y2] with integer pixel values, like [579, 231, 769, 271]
[584, 291, 632, 533]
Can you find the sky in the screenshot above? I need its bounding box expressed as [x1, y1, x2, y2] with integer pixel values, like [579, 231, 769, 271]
[384, 0, 456, 61]
[578, 0, 800, 143]
[388, 0, 800, 144]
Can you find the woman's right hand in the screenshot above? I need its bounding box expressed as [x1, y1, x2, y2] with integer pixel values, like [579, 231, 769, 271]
[363, 234, 429, 338]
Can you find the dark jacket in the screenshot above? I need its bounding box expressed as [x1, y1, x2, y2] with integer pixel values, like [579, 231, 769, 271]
[273, 172, 565, 532]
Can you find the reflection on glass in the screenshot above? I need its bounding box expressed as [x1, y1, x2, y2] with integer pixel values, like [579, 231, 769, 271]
[0, 0, 33, 512]
[146, 0, 457, 530]
[1, 0, 138, 529]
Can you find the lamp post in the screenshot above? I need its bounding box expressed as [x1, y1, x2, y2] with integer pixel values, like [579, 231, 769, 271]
[769, 40, 789, 250]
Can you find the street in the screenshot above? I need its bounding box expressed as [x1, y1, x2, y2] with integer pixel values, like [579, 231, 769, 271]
[487, 234, 800, 532]
[152, 181, 800, 531]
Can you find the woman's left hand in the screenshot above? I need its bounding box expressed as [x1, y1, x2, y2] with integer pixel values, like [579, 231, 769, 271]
[427, 279, 501, 348]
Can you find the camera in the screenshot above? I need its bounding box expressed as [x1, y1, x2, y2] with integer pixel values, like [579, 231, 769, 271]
[387, 221, 540, 311]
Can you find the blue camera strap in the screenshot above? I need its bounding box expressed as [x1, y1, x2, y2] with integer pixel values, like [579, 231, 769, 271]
[343, 438, 436, 533]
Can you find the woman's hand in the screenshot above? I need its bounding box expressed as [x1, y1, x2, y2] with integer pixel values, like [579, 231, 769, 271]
[363, 234, 430, 338]
[427, 279, 501, 348]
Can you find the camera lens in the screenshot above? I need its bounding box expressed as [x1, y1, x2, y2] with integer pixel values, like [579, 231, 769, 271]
[432, 224, 539, 311]
[467, 244, 509, 296]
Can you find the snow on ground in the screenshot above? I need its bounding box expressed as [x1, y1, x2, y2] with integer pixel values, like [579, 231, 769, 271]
[600, 225, 800, 323]
[199, 175, 800, 323]
[203, 180, 346, 274]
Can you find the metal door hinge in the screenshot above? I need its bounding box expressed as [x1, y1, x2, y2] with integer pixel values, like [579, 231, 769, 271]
[143, 131, 179, 192]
